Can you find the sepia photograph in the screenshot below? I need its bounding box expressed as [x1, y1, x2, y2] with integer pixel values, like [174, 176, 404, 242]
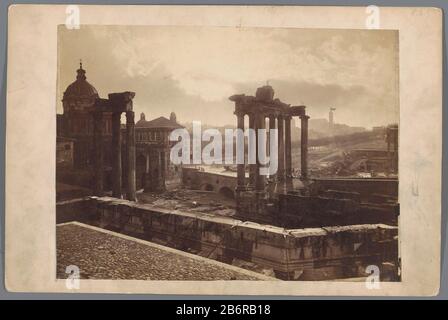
[55, 25, 400, 282]
[4, 4, 443, 300]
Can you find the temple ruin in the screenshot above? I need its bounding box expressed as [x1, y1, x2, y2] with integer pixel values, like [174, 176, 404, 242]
[229, 85, 309, 223]
[93, 92, 136, 201]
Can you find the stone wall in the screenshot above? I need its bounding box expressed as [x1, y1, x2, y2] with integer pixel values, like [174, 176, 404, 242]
[310, 178, 398, 202]
[57, 196, 399, 281]
[277, 193, 398, 228]
[56, 197, 97, 224]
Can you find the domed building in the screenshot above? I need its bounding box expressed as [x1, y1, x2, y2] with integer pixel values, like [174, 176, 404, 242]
[58, 62, 112, 169]
[57, 62, 182, 194]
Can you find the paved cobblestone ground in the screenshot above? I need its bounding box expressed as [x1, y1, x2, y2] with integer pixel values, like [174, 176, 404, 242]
[57, 223, 264, 280]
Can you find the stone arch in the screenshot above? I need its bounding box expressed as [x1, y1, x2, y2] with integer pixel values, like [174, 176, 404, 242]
[201, 183, 214, 192]
[219, 186, 234, 199]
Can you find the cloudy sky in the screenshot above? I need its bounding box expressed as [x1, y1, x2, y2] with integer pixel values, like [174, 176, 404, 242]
[57, 25, 399, 128]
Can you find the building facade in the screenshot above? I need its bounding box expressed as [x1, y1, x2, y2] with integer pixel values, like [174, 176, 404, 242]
[57, 63, 182, 194]
[130, 113, 183, 191]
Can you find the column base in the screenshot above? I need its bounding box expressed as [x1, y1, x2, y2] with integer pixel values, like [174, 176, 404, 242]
[235, 189, 271, 223]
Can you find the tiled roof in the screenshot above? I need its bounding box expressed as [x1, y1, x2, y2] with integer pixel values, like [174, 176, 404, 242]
[57, 222, 273, 280]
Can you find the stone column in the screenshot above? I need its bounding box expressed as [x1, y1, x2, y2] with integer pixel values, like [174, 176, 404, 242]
[300, 115, 309, 180]
[277, 115, 285, 181]
[269, 115, 276, 180]
[145, 150, 150, 173]
[126, 111, 136, 201]
[93, 111, 104, 195]
[248, 113, 256, 188]
[284, 116, 292, 178]
[255, 114, 266, 191]
[111, 112, 122, 198]
[236, 112, 245, 189]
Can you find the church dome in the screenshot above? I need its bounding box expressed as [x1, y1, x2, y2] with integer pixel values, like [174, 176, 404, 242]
[63, 62, 99, 100]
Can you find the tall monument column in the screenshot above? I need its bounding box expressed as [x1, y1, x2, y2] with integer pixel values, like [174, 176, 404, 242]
[236, 112, 246, 189]
[126, 111, 136, 201]
[93, 111, 104, 195]
[300, 115, 309, 180]
[111, 112, 122, 198]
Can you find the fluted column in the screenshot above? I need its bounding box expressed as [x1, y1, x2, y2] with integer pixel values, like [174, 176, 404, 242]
[255, 114, 266, 191]
[248, 113, 256, 188]
[93, 111, 104, 195]
[111, 112, 122, 198]
[269, 115, 276, 180]
[277, 115, 285, 181]
[285, 116, 292, 178]
[236, 112, 245, 189]
[300, 115, 309, 180]
[126, 111, 136, 201]
[145, 150, 150, 173]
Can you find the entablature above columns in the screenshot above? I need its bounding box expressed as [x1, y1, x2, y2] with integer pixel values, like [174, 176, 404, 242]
[94, 91, 136, 113]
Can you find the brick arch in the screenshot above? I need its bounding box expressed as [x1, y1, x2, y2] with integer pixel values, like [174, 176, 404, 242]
[219, 186, 234, 199]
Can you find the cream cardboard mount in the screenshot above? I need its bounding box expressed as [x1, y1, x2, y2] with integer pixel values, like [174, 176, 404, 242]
[5, 5, 443, 296]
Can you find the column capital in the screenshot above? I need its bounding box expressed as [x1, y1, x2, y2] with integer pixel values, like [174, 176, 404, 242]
[234, 110, 246, 118]
[300, 115, 310, 120]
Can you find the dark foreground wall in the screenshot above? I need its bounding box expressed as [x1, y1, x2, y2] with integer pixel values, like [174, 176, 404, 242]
[57, 197, 399, 281]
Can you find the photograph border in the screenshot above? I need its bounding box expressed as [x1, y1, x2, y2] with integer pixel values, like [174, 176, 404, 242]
[1, 1, 446, 298]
